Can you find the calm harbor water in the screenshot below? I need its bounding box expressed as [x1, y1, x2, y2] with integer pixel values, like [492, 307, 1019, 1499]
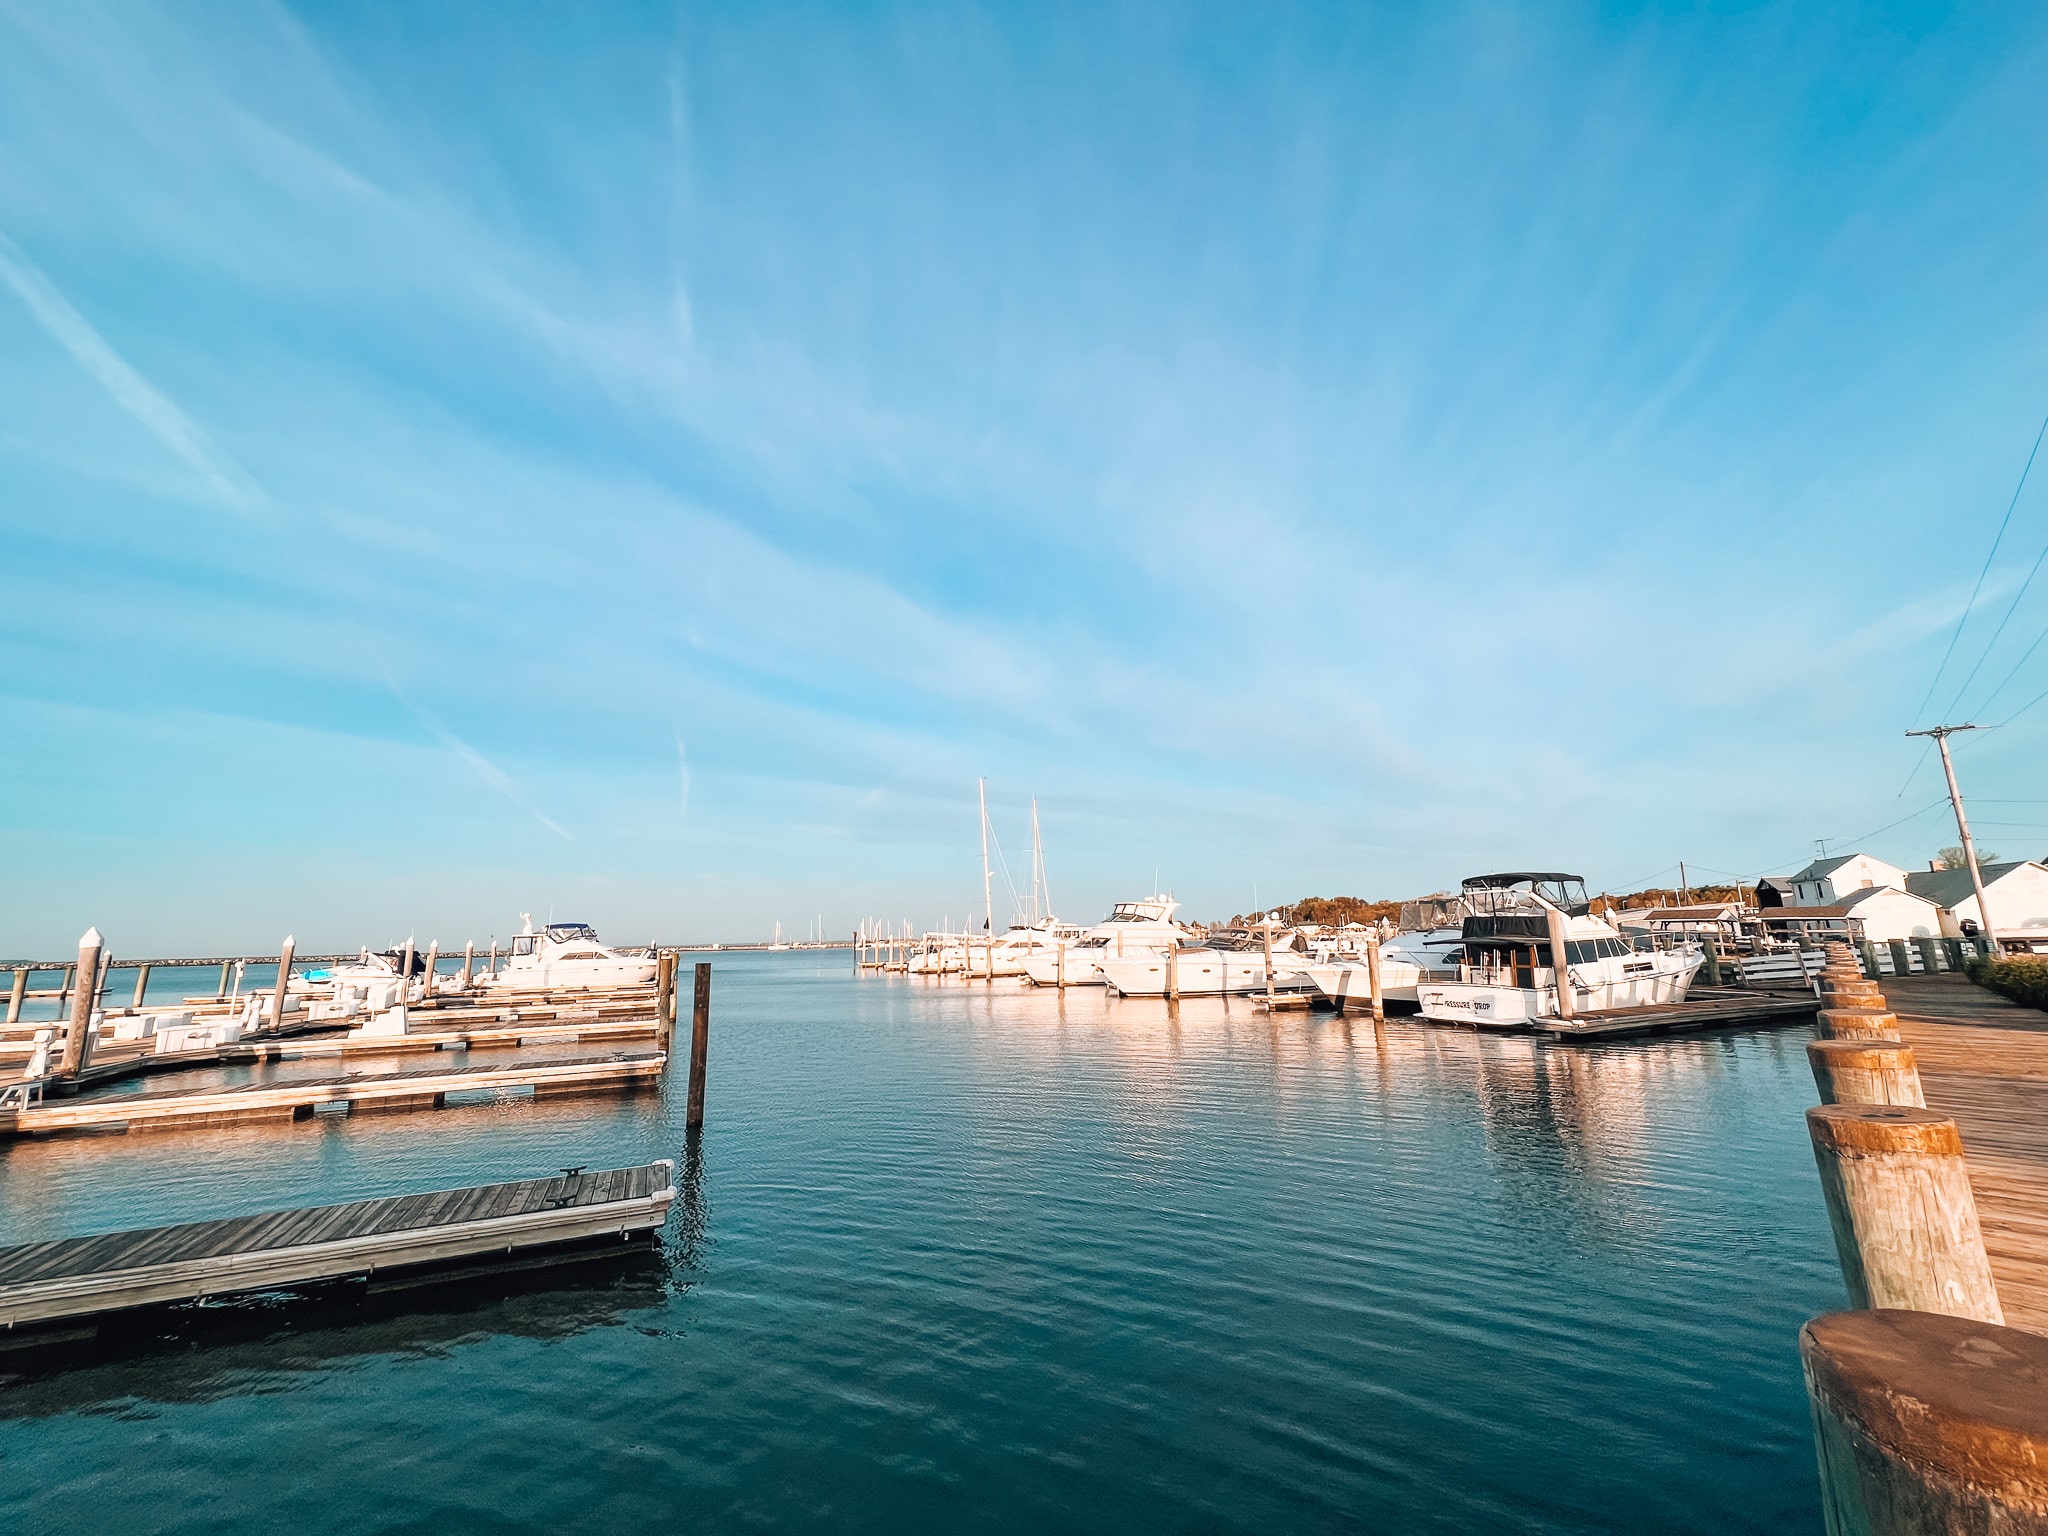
[0, 950, 1840, 1532]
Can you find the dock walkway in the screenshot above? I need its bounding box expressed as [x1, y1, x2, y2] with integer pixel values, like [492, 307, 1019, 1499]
[1884, 975, 2048, 1337]
[0, 1161, 674, 1328]
[0, 1050, 666, 1138]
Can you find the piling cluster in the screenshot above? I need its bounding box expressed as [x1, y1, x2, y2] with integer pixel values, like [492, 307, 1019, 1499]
[1796, 942, 2047, 1533]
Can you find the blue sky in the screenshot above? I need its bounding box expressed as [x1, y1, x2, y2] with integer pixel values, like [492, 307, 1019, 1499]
[3, 1, 2046, 953]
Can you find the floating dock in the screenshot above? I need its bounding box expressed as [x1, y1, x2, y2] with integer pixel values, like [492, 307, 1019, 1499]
[0, 1051, 666, 1138]
[1535, 990, 1820, 1041]
[0, 1161, 675, 1329]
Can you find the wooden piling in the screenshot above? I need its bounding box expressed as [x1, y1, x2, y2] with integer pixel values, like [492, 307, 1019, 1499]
[56, 929, 102, 1079]
[1544, 906, 1576, 1020]
[51, 963, 73, 1021]
[655, 952, 676, 1042]
[1808, 1040, 1927, 1108]
[1913, 936, 1940, 976]
[130, 962, 152, 1009]
[1263, 926, 1276, 1002]
[461, 941, 475, 987]
[267, 935, 295, 1034]
[686, 962, 710, 1130]
[1861, 941, 1884, 980]
[401, 937, 416, 994]
[1806, 1105, 2003, 1323]
[1801, 1309, 2048, 1534]
[1365, 937, 1385, 1024]
[1166, 942, 1179, 1000]
[1056, 940, 1067, 989]
[1819, 1007, 1904, 1042]
[1887, 940, 1913, 979]
[422, 941, 439, 998]
[7, 966, 26, 1024]
[216, 960, 231, 999]
[1699, 939, 1723, 988]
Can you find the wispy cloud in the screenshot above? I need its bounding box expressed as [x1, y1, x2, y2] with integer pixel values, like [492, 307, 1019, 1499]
[0, 229, 263, 511]
[391, 685, 573, 841]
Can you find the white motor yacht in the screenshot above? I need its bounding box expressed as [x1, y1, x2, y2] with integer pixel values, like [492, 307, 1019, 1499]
[1020, 896, 1189, 986]
[1302, 924, 1468, 1009]
[1415, 873, 1702, 1027]
[1095, 926, 1309, 997]
[481, 916, 657, 990]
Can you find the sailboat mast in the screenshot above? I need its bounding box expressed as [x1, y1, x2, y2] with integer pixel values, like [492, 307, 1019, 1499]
[1030, 797, 1042, 924]
[979, 777, 995, 939]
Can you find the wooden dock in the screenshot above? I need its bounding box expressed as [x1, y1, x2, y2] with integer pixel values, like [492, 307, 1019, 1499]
[0, 1051, 666, 1138]
[0, 1161, 675, 1329]
[1536, 989, 1820, 1041]
[1881, 974, 2048, 1337]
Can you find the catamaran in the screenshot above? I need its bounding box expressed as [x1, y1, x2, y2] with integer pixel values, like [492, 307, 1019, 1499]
[1415, 873, 1701, 1027]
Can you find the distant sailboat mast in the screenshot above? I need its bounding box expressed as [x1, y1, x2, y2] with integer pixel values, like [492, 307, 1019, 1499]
[979, 777, 995, 938]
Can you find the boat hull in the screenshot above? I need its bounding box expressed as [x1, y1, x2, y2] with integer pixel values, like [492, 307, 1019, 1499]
[1416, 954, 1703, 1028]
[1096, 954, 1288, 997]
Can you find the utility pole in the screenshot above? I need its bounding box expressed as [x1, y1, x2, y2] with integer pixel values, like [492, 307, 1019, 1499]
[1906, 725, 1997, 954]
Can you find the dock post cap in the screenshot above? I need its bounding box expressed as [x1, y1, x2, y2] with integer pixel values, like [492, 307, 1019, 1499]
[79, 927, 102, 948]
[1806, 1104, 1964, 1157]
[1801, 1310, 2048, 1509]
[282, 934, 295, 946]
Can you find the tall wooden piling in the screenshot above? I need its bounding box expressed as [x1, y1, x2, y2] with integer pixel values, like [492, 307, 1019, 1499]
[686, 962, 711, 1131]
[1365, 937, 1385, 1024]
[5, 966, 24, 1025]
[1808, 1041, 1926, 1108]
[1802, 1309, 2048, 1534]
[655, 952, 677, 1040]
[1806, 1105, 2002, 1323]
[1166, 942, 1179, 1000]
[461, 941, 475, 987]
[1544, 906, 1576, 1020]
[56, 928, 102, 1079]
[421, 941, 439, 998]
[1263, 926, 1276, 1002]
[267, 935, 295, 1034]
[130, 962, 152, 1009]
[1056, 940, 1067, 989]
[400, 937, 416, 995]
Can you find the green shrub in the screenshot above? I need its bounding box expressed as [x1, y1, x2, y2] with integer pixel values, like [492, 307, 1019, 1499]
[1968, 956, 2048, 1012]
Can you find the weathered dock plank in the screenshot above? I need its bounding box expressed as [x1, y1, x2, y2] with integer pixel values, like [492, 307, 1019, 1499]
[0, 1161, 675, 1328]
[0, 1051, 666, 1138]
[1884, 974, 2048, 1338]
[1537, 991, 1819, 1040]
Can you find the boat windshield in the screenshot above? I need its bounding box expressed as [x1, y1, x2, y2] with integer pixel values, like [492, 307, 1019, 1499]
[1460, 873, 1590, 916]
[546, 923, 600, 942]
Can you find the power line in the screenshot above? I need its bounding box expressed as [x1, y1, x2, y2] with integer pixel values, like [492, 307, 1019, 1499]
[1970, 612, 2048, 719]
[1908, 408, 2048, 725]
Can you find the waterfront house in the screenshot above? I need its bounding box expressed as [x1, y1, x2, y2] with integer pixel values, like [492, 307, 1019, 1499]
[1903, 860, 2048, 948]
[1780, 853, 1907, 907]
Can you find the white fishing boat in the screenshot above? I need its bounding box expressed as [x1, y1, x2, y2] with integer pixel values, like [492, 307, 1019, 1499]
[1095, 926, 1308, 997]
[1415, 873, 1702, 1027]
[480, 916, 657, 990]
[1020, 896, 1189, 985]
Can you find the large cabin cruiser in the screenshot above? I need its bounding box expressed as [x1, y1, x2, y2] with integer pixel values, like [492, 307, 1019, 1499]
[482, 916, 657, 990]
[1415, 873, 1701, 1027]
[1020, 897, 1188, 986]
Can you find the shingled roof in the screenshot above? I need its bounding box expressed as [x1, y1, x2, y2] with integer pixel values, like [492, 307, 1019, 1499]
[1903, 861, 2032, 910]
